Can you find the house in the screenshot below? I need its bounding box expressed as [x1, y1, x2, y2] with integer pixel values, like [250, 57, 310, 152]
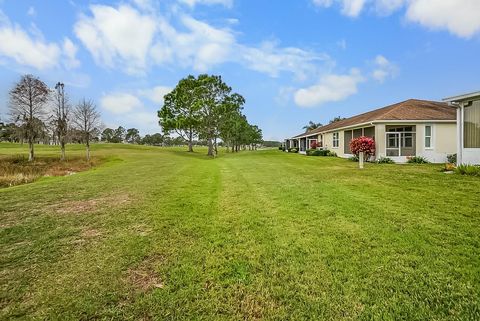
[286, 99, 457, 163]
[443, 91, 480, 165]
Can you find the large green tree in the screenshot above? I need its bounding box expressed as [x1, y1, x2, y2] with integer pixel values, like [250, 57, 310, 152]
[158, 76, 201, 152]
[125, 128, 141, 144]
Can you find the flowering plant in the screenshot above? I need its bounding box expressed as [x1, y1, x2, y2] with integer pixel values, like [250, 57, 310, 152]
[310, 141, 320, 149]
[349, 136, 375, 158]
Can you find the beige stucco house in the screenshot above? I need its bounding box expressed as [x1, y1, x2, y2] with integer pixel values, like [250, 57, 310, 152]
[286, 99, 457, 163]
[443, 91, 480, 165]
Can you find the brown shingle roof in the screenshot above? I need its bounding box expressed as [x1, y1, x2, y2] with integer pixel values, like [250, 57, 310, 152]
[307, 99, 456, 135]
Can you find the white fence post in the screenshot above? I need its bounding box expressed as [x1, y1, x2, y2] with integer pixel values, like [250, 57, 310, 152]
[359, 151, 364, 169]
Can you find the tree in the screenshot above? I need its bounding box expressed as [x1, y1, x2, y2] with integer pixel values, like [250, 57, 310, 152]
[0, 122, 19, 142]
[51, 82, 70, 160]
[125, 128, 141, 144]
[329, 116, 346, 124]
[303, 121, 322, 131]
[101, 128, 114, 142]
[9, 74, 50, 161]
[158, 75, 201, 152]
[195, 74, 243, 157]
[113, 126, 126, 143]
[72, 99, 101, 161]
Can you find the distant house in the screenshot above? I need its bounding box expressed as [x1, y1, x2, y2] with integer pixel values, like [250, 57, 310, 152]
[286, 99, 457, 163]
[443, 91, 480, 165]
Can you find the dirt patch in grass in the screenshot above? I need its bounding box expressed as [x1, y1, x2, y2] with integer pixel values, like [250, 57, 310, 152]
[0, 155, 102, 188]
[51, 193, 131, 215]
[126, 255, 166, 292]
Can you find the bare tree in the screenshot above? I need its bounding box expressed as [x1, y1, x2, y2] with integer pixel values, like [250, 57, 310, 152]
[9, 74, 50, 161]
[52, 82, 70, 160]
[72, 98, 101, 161]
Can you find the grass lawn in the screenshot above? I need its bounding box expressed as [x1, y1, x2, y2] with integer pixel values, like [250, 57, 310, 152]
[1, 143, 479, 320]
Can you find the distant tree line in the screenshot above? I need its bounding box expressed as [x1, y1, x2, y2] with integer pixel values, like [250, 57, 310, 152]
[158, 74, 263, 156]
[2, 73, 266, 161]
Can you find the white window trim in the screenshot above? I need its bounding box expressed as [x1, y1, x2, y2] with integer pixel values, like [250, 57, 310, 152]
[332, 132, 339, 149]
[424, 124, 434, 150]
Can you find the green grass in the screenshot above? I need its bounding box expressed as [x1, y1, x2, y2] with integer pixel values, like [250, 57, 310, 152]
[1, 142, 479, 320]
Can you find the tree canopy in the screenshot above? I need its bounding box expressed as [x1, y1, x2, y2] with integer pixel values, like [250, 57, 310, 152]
[158, 74, 262, 156]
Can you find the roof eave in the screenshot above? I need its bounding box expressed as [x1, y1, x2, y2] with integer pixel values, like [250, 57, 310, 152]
[443, 91, 480, 102]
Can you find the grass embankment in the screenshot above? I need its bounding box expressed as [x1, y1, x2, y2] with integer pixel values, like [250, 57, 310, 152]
[1, 143, 479, 320]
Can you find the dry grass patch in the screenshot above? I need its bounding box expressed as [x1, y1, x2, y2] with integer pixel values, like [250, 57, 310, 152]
[51, 193, 131, 215]
[0, 155, 101, 188]
[126, 255, 166, 292]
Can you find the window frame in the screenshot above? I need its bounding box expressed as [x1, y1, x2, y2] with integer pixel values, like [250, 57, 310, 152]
[332, 132, 339, 148]
[424, 124, 433, 150]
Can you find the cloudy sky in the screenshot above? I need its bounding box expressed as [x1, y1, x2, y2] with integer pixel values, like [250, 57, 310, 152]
[0, 0, 479, 140]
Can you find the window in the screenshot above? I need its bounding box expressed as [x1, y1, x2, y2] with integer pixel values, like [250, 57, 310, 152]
[464, 100, 480, 148]
[385, 125, 416, 156]
[333, 132, 339, 148]
[425, 125, 432, 149]
[344, 130, 352, 154]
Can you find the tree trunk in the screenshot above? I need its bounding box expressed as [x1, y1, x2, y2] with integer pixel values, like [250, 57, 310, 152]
[214, 137, 218, 155]
[188, 131, 193, 152]
[86, 141, 90, 161]
[28, 139, 34, 161]
[207, 139, 214, 157]
[60, 141, 66, 161]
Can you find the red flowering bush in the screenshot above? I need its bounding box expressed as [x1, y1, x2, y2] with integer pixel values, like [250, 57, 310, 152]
[310, 141, 320, 149]
[350, 136, 375, 158]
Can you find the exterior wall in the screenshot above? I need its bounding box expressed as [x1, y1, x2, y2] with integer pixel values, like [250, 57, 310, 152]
[419, 123, 456, 163]
[460, 101, 480, 165]
[376, 122, 456, 163]
[375, 124, 386, 160]
[323, 131, 347, 157]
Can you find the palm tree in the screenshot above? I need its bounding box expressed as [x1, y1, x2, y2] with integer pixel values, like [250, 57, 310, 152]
[303, 121, 322, 131]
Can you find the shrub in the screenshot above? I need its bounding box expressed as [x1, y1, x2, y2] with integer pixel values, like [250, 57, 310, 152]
[306, 149, 336, 157]
[455, 164, 480, 176]
[447, 154, 457, 164]
[407, 156, 430, 164]
[288, 148, 298, 153]
[310, 141, 320, 149]
[349, 136, 375, 158]
[278, 146, 283, 150]
[376, 157, 395, 164]
[326, 150, 337, 157]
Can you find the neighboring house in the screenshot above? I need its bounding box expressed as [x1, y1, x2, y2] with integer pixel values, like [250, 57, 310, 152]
[286, 99, 457, 163]
[443, 91, 480, 165]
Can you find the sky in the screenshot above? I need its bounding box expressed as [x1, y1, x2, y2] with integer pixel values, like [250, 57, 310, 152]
[0, 0, 479, 140]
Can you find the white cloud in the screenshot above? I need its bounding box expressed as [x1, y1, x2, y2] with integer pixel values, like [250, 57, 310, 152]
[0, 15, 61, 69]
[62, 37, 80, 69]
[179, 0, 233, 8]
[139, 86, 172, 104]
[294, 68, 364, 107]
[0, 11, 81, 71]
[101, 93, 142, 114]
[73, 3, 331, 79]
[239, 41, 331, 80]
[371, 54, 398, 82]
[27, 6, 36, 17]
[406, 0, 480, 38]
[312, 0, 480, 38]
[74, 4, 157, 74]
[313, 0, 366, 17]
